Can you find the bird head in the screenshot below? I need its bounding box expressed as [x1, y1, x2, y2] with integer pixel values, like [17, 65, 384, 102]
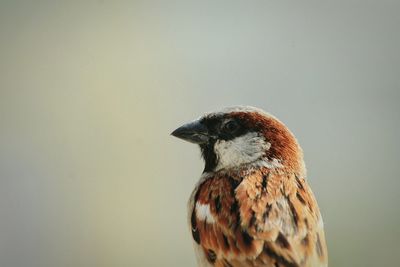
[172, 106, 305, 175]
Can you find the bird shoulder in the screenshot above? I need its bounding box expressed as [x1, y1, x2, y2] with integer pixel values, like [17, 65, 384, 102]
[188, 167, 327, 267]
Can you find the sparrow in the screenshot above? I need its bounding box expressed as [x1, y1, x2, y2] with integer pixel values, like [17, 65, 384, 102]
[171, 106, 327, 267]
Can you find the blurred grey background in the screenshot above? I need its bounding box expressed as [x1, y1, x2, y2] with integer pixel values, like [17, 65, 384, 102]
[0, 1, 399, 266]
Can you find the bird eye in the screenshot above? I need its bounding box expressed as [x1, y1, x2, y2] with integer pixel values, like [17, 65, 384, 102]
[223, 120, 239, 133]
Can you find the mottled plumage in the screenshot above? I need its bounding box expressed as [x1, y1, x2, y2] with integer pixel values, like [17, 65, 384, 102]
[172, 106, 327, 267]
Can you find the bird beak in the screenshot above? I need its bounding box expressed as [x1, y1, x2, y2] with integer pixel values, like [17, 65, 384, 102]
[171, 119, 210, 144]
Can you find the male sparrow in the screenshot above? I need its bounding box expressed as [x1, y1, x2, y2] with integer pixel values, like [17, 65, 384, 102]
[172, 106, 327, 267]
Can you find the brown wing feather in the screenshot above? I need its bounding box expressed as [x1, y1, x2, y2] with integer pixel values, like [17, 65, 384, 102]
[190, 168, 327, 267]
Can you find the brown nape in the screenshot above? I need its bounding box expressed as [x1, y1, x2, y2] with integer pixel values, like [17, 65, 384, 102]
[231, 112, 304, 175]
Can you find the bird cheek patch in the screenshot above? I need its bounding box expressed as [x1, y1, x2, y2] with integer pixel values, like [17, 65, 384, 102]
[213, 132, 269, 171]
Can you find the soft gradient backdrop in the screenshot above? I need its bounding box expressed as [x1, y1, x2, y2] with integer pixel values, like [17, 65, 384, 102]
[1, 1, 399, 266]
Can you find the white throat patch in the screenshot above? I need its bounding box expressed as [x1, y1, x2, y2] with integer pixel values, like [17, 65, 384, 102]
[213, 132, 272, 171]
